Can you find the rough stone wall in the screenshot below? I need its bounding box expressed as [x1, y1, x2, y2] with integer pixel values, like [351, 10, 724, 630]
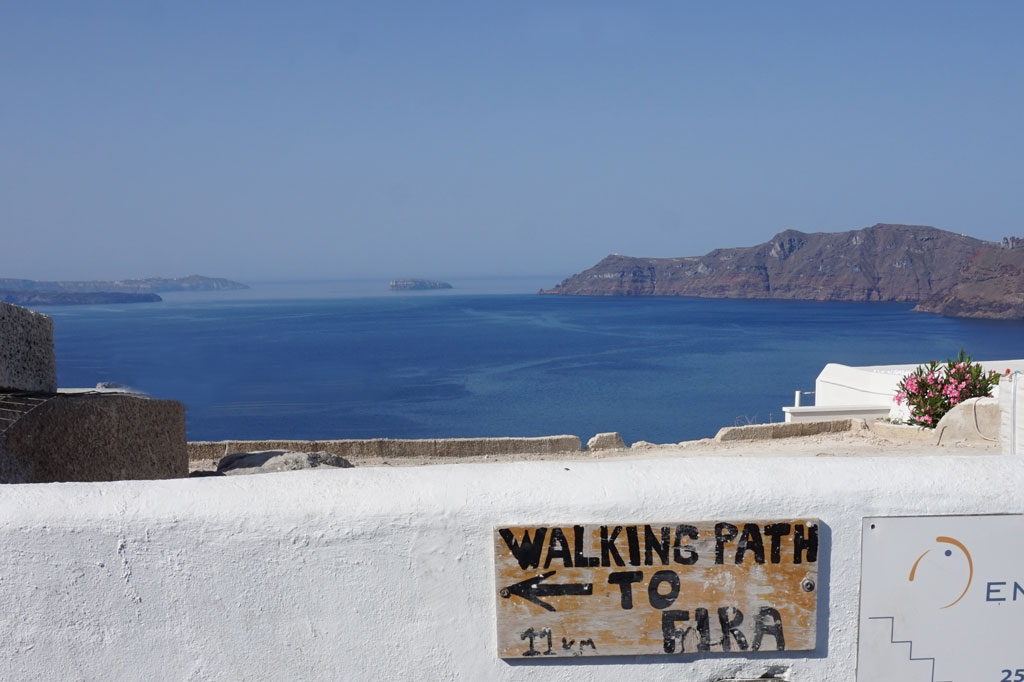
[0, 301, 57, 392]
[0, 393, 187, 483]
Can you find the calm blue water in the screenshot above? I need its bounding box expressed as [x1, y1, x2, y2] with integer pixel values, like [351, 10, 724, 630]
[39, 281, 1024, 444]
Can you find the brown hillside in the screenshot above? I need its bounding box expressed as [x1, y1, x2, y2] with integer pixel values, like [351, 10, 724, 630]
[914, 237, 1024, 318]
[542, 224, 991, 304]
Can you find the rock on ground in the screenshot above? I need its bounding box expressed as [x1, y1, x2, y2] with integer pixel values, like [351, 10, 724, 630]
[217, 450, 353, 475]
[934, 397, 1001, 444]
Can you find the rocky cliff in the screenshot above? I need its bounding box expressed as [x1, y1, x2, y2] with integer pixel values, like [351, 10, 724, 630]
[914, 237, 1024, 318]
[543, 224, 991, 302]
[542, 224, 1024, 318]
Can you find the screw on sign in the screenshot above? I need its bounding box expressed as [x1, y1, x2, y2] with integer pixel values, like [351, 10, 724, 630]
[493, 520, 819, 658]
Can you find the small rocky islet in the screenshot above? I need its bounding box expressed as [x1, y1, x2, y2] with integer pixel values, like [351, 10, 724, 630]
[388, 279, 453, 291]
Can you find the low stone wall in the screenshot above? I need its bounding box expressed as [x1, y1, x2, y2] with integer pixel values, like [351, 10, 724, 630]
[0, 301, 57, 393]
[715, 419, 859, 442]
[1, 393, 187, 483]
[188, 435, 583, 461]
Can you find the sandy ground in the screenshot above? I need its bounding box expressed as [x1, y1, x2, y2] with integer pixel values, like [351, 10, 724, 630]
[189, 422, 999, 475]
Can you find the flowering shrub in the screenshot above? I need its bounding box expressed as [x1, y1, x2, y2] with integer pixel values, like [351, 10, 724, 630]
[894, 350, 1004, 427]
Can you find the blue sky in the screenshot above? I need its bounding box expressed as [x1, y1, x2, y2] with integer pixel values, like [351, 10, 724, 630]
[2, 2, 1022, 282]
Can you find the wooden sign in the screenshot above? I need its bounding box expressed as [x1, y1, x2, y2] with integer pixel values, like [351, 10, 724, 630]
[494, 520, 818, 658]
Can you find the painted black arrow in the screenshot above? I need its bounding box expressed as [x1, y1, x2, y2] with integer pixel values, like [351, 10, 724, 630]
[499, 571, 594, 612]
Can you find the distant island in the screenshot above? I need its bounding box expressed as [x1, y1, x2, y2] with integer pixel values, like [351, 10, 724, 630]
[0, 275, 248, 294]
[0, 275, 248, 306]
[389, 279, 453, 291]
[0, 291, 163, 306]
[541, 224, 1024, 319]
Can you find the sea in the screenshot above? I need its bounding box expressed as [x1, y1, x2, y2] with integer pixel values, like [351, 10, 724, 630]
[38, 278, 1024, 445]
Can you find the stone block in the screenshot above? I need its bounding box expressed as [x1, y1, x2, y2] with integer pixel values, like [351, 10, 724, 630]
[867, 421, 935, 442]
[0, 393, 186, 483]
[715, 419, 858, 442]
[0, 302, 57, 392]
[586, 432, 626, 450]
[934, 396, 1000, 445]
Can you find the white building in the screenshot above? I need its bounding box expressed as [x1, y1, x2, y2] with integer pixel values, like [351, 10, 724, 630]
[784, 359, 1024, 423]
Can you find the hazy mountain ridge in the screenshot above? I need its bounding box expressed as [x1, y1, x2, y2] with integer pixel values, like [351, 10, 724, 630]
[542, 224, 1024, 318]
[0, 275, 248, 294]
[0, 291, 163, 306]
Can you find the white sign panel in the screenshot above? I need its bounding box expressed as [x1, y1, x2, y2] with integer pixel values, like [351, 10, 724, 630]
[857, 515, 1024, 682]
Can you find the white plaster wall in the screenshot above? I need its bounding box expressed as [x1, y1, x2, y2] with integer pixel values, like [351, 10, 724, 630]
[1, 454, 1021, 682]
[815, 363, 919, 407]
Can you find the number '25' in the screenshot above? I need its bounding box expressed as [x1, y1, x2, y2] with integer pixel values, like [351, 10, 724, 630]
[1000, 669, 1024, 682]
